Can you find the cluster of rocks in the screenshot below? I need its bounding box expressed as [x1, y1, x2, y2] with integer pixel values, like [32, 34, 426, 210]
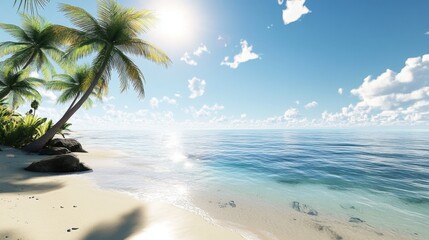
[25, 138, 91, 173]
[292, 201, 318, 216]
[218, 200, 237, 208]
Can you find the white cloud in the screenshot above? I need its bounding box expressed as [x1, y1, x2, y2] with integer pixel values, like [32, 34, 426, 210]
[240, 113, 247, 118]
[180, 52, 197, 66]
[174, 93, 181, 98]
[161, 96, 177, 105]
[187, 104, 225, 118]
[323, 54, 429, 126]
[278, 0, 310, 25]
[425, 32, 429, 35]
[296, 100, 300, 105]
[102, 96, 115, 103]
[150, 97, 159, 108]
[350, 55, 429, 110]
[150, 96, 177, 108]
[305, 101, 318, 109]
[38, 88, 57, 103]
[188, 77, 206, 99]
[221, 40, 260, 69]
[338, 88, 343, 95]
[193, 43, 210, 56]
[284, 108, 299, 120]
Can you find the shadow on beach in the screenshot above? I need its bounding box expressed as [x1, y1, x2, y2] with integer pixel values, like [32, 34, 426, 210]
[83, 208, 145, 240]
[0, 146, 65, 194]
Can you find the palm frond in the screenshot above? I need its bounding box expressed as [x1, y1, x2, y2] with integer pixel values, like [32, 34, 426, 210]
[0, 23, 30, 41]
[112, 49, 145, 98]
[0, 41, 28, 57]
[60, 4, 104, 36]
[14, 0, 50, 14]
[116, 39, 171, 67]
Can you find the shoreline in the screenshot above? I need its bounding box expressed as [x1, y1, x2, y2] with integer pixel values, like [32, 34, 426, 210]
[0, 146, 244, 240]
[0, 145, 423, 240]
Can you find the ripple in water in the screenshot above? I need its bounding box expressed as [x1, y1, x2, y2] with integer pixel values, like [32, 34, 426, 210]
[75, 129, 429, 238]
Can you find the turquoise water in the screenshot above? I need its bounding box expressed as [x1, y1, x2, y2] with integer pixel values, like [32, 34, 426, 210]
[75, 129, 429, 239]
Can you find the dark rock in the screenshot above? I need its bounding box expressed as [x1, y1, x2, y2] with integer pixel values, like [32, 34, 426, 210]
[48, 139, 87, 153]
[292, 201, 318, 216]
[349, 217, 365, 223]
[229, 200, 236, 208]
[67, 229, 71, 233]
[24, 154, 92, 173]
[71, 228, 79, 231]
[39, 147, 71, 155]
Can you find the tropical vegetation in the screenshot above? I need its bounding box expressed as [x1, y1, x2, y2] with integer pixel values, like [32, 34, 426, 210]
[0, 105, 70, 148]
[0, 0, 170, 151]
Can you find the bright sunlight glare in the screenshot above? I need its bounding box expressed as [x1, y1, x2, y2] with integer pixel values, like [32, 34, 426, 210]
[151, 4, 194, 43]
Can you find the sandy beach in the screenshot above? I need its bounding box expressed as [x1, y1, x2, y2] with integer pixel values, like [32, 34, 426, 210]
[0, 144, 420, 240]
[0, 146, 244, 240]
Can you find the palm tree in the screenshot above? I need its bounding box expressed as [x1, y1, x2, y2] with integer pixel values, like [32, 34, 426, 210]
[0, 15, 65, 78]
[13, 0, 50, 13]
[30, 99, 39, 115]
[0, 69, 44, 109]
[46, 65, 108, 111]
[24, 0, 171, 152]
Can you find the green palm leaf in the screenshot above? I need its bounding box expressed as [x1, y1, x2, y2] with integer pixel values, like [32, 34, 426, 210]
[0, 15, 65, 76]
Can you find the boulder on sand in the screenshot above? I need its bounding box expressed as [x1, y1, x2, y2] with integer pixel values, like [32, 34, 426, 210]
[39, 147, 71, 155]
[25, 154, 91, 173]
[48, 138, 87, 153]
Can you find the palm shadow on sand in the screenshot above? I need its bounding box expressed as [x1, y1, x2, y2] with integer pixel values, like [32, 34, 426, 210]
[83, 208, 145, 240]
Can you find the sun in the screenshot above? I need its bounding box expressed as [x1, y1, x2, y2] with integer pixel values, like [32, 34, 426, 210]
[150, 4, 195, 43]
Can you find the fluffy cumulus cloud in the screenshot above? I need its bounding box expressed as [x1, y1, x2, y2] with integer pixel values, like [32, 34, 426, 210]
[180, 52, 197, 66]
[350, 55, 429, 110]
[193, 43, 210, 56]
[338, 88, 343, 95]
[323, 54, 429, 126]
[278, 0, 310, 25]
[150, 96, 177, 108]
[221, 40, 260, 69]
[284, 108, 299, 120]
[188, 77, 206, 99]
[304, 101, 318, 109]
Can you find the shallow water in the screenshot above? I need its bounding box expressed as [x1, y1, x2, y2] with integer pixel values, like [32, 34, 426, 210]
[74, 129, 429, 239]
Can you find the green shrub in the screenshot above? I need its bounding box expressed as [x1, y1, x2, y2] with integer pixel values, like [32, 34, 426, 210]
[0, 106, 71, 148]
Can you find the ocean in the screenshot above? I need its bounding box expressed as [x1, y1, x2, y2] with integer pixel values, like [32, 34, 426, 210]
[74, 129, 429, 239]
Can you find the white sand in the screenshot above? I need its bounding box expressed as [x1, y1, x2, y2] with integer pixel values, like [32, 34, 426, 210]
[0, 146, 243, 240]
[0, 145, 419, 240]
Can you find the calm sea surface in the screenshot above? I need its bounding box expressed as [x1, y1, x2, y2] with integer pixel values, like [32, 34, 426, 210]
[74, 129, 429, 238]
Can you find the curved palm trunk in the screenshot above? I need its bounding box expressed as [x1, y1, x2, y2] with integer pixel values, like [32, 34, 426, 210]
[24, 48, 112, 152]
[65, 93, 80, 113]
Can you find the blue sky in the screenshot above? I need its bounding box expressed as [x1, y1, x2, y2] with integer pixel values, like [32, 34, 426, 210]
[1, 0, 429, 129]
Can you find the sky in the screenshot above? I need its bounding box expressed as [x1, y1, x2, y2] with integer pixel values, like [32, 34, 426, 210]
[1, 0, 429, 130]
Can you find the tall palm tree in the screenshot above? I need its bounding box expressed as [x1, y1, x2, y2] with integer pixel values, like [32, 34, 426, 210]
[25, 0, 171, 152]
[0, 69, 44, 109]
[0, 15, 65, 78]
[46, 65, 108, 111]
